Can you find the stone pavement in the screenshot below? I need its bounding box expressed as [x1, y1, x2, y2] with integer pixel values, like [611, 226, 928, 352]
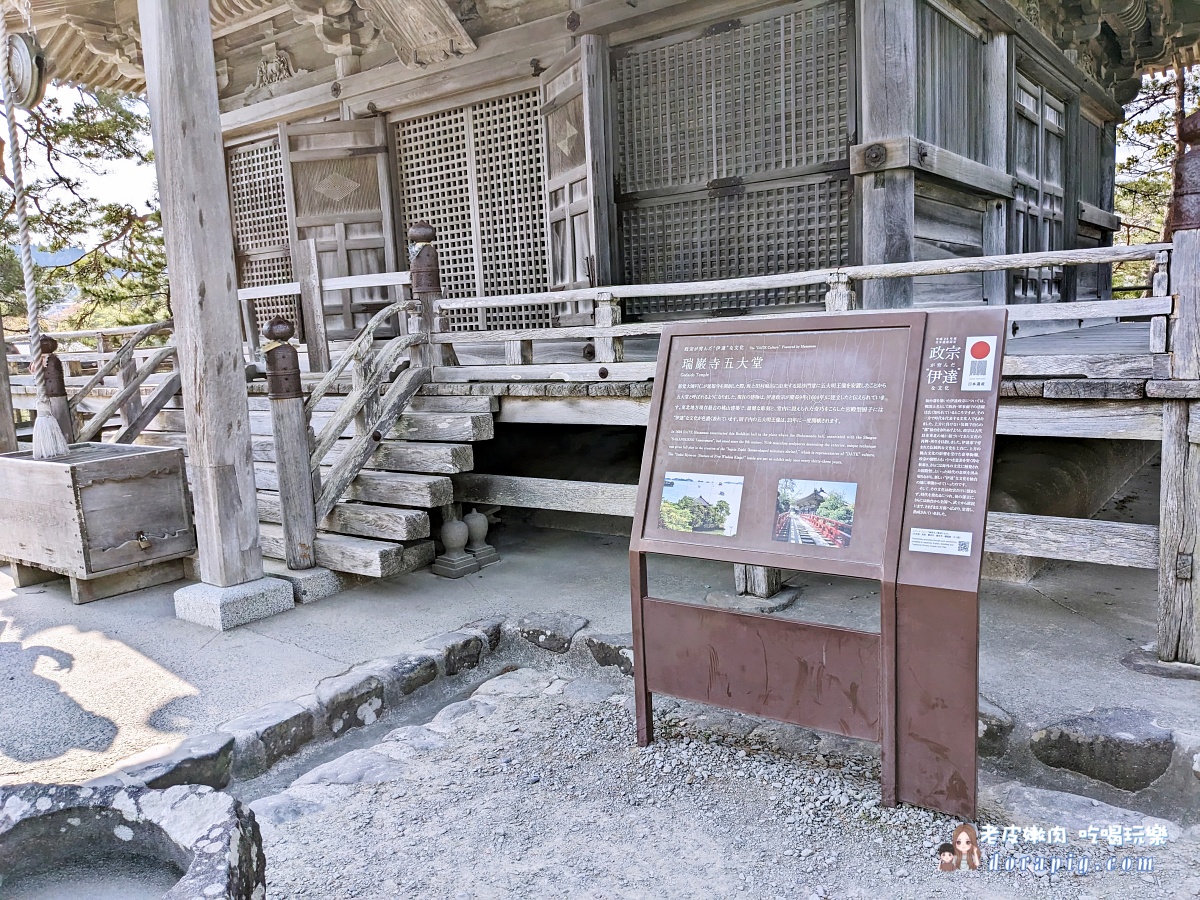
[2, 463, 1199, 827]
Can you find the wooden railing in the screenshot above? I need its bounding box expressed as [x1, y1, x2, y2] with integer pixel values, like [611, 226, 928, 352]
[427, 243, 1174, 382]
[6, 320, 178, 445]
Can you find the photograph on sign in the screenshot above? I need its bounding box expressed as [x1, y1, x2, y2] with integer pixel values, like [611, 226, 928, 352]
[659, 472, 743, 537]
[773, 479, 856, 548]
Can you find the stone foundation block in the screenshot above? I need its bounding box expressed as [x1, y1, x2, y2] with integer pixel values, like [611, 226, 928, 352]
[315, 670, 384, 735]
[114, 731, 235, 790]
[463, 615, 506, 652]
[174, 576, 294, 630]
[517, 611, 589, 654]
[420, 631, 483, 675]
[353, 654, 438, 707]
[220, 701, 314, 780]
[261, 560, 343, 604]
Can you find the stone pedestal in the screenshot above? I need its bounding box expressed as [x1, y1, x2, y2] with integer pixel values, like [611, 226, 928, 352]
[175, 576, 294, 631]
[262, 559, 342, 604]
[463, 507, 500, 567]
[432, 518, 479, 578]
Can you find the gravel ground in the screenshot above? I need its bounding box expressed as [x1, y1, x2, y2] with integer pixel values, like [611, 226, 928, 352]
[251, 665, 1200, 900]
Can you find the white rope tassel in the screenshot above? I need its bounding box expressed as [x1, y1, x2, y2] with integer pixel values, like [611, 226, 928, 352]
[1, 18, 67, 458]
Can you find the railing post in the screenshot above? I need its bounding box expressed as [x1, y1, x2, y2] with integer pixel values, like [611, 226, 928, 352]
[38, 337, 75, 443]
[263, 318, 317, 570]
[823, 274, 857, 313]
[408, 221, 439, 369]
[1159, 108, 1200, 664]
[115, 334, 144, 429]
[295, 238, 331, 373]
[594, 291, 624, 363]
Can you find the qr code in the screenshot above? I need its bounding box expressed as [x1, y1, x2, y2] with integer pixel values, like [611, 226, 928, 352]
[957, 540, 970, 553]
[969, 359, 988, 376]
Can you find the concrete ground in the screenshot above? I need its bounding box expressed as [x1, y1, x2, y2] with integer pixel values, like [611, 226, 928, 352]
[3, 459, 1198, 821]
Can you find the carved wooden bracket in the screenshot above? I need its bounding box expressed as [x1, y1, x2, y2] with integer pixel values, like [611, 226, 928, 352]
[357, 0, 476, 67]
[63, 15, 144, 80]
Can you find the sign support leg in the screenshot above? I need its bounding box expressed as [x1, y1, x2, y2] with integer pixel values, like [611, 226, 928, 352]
[630, 550, 654, 746]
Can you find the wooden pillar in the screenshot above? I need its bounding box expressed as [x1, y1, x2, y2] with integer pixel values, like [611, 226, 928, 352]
[0, 318, 17, 453]
[137, 0, 263, 588]
[734, 565, 783, 599]
[294, 239, 331, 373]
[408, 222, 439, 369]
[859, 0, 917, 309]
[982, 33, 1010, 305]
[1159, 109, 1200, 663]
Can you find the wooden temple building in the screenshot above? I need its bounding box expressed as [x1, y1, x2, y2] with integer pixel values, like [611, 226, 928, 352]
[1, 0, 1200, 666]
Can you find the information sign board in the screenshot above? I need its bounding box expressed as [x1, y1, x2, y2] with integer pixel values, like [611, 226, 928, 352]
[629, 308, 1007, 818]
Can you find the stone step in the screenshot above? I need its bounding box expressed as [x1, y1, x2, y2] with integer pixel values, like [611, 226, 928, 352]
[253, 463, 453, 508]
[258, 523, 435, 578]
[256, 491, 430, 541]
[251, 438, 473, 475]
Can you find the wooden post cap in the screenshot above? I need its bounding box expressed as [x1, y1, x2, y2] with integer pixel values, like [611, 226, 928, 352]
[37, 335, 58, 354]
[407, 221, 436, 243]
[262, 316, 295, 343]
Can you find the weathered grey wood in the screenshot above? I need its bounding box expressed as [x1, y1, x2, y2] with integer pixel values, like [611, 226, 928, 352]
[76, 346, 177, 443]
[47, 395, 75, 443]
[1159, 401, 1200, 663]
[269, 391, 317, 570]
[983, 513, 1158, 568]
[9, 561, 59, 587]
[1041, 380, 1146, 400]
[295, 239, 331, 373]
[1151, 316, 1168, 353]
[67, 319, 173, 414]
[116, 346, 144, 427]
[1078, 201, 1121, 232]
[258, 522, 435, 578]
[390, 412, 494, 443]
[138, 0, 263, 588]
[505, 340, 533, 365]
[409, 395, 497, 413]
[315, 366, 432, 521]
[257, 491, 430, 541]
[996, 400, 1163, 440]
[452, 473, 638, 517]
[434, 244, 1170, 306]
[258, 437, 474, 474]
[69, 558, 187, 605]
[1170, 229, 1200, 381]
[1001, 354, 1170, 379]
[594, 293, 624, 363]
[582, 33, 615, 288]
[1148, 380, 1200, 399]
[734, 564, 783, 599]
[982, 32, 1009, 304]
[999, 380, 1046, 398]
[435, 363, 656, 383]
[256, 463, 450, 508]
[851, 137, 1016, 198]
[0, 313, 14, 453]
[112, 372, 182, 445]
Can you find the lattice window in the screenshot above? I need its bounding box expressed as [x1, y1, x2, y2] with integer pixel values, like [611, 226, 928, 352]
[622, 178, 853, 316]
[916, 1, 985, 163]
[227, 139, 299, 334]
[396, 91, 549, 330]
[1013, 75, 1066, 303]
[614, 2, 853, 316]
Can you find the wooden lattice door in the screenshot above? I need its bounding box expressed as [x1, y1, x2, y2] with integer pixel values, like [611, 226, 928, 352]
[279, 117, 401, 341]
[540, 34, 614, 300]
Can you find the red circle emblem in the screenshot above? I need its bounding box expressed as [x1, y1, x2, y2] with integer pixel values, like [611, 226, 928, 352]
[970, 341, 991, 360]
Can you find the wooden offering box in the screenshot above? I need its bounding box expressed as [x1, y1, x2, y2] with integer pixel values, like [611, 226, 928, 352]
[0, 443, 196, 603]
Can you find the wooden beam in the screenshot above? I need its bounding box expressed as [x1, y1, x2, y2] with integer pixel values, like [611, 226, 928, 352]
[452, 473, 639, 517]
[983, 513, 1157, 569]
[982, 32, 1009, 305]
[257, 490, 429, 541]
[496, 396, 651, 426]
[434, 363, 656, 383]
[996, 399, 1163, 440]
[850, 138, 1016, 199]
[111, 372, 183, 444]
[258, 522, 435, 578]
[1001, 354, 1170, 379]
[138, 0, 264, 588]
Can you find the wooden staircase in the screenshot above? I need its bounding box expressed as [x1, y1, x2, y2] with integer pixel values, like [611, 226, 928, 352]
[249, 392, 496, 578]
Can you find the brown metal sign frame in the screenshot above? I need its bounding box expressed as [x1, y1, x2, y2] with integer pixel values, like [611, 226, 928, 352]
[629, 308, 1007, 819]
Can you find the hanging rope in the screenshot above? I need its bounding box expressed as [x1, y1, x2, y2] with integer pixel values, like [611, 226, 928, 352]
[0, 12, 67, 458]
